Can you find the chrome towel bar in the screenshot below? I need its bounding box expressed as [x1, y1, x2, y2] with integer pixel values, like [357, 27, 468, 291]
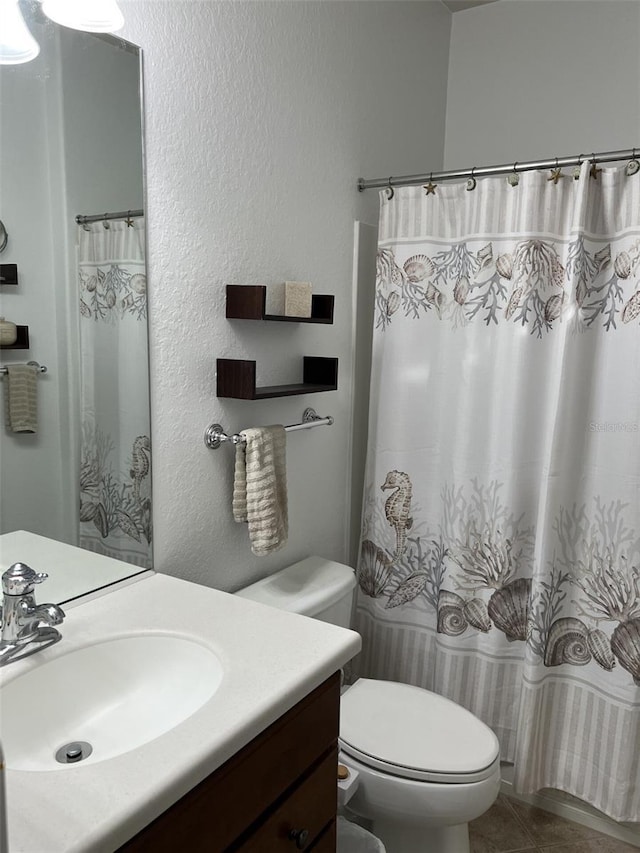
[0, 361, 47, 376]
[204, 407, 334, 450]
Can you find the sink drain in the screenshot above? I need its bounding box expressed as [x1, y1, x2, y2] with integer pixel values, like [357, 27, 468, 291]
[55, 741, 93, 764]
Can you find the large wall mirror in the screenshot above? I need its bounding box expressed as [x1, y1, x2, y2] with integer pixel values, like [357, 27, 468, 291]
[0, 1, 151, 599]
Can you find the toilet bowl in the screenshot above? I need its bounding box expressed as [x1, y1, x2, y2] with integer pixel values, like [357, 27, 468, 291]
[338, 678, 500, 853]
[236, 557, 501, 853]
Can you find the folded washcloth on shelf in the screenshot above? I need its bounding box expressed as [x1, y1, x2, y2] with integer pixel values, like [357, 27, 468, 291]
[233, 425, 288, 556]
[3, 363, 38, 434]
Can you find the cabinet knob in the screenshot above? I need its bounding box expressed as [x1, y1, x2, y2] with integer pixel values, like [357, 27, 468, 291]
[288, 828, 309, 849]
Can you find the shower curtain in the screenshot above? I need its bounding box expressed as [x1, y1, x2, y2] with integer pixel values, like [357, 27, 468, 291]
[355, 162, 640, 822]
[77, 219, 152, 567]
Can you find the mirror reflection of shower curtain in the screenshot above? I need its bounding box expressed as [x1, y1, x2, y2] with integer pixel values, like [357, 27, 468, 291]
[77, 220, 151, 567]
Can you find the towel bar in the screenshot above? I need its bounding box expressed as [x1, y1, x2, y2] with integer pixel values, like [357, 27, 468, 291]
[204, 407, 334, 450]
[0, 361, 47, 376]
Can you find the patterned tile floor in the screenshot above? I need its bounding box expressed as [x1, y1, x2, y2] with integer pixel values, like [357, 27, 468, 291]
[469, 795, 640, 853]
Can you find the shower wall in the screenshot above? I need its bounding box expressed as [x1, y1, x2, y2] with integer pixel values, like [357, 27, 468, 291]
[444, 0, 640, 167]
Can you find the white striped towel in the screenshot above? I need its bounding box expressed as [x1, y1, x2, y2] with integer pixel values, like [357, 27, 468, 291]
[232, 425, 288, 555]
[4, 364, 38, 433]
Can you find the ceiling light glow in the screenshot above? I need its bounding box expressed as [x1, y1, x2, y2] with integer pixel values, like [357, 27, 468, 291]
[41, 0, 124, 33]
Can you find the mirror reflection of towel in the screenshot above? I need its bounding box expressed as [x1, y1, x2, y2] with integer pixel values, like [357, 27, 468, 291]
[4, 364, 38, 434]
[232, 425, 288, 555]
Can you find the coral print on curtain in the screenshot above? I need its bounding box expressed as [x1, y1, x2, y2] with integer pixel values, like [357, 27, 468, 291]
[355, 162, 640, 822]
[77, 220, 152, 568]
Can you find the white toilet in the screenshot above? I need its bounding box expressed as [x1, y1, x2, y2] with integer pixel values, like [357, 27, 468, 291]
[237, 556, 501, 853]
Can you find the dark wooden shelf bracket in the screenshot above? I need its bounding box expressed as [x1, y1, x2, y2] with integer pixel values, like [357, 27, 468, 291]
[226, 285, 334, 324]
[0, 325, 29, 349]
[0, 264, 18, 286]
[216, 356, 338, 399]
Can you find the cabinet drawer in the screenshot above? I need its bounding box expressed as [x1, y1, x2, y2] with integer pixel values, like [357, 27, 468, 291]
[235, 748, 337, 852]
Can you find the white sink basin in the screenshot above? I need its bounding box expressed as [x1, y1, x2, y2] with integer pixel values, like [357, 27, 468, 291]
[1, 634, 224, 771]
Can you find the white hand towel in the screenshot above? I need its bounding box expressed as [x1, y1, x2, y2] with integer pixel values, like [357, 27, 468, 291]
[232, 425, 288, 555]
[4, 364, 38, 434]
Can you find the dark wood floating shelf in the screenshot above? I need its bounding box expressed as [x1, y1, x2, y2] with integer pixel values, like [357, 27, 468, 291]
[217, 356, 338, 399]
[0, 326, 29, 349]
[0, 264, 18, 286]
[226, 285, 334, 324]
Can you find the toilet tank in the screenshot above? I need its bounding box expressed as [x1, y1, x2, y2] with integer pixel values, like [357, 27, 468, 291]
[236, 556, 356, 628]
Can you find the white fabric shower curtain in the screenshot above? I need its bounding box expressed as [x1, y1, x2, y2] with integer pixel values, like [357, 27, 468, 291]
[355, 162, 640, 821]
[77, 220, 152, 567]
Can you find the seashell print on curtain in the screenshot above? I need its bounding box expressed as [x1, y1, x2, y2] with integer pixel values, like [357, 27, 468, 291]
[77, 220, 152, 568]
[375, 236, 640, 338]
[355, 162, 640, 822]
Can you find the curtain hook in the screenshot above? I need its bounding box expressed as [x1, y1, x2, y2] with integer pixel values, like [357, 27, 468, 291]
[626, 147, 640, 177]
[125, 210, 135, 226]
[507, 162, 519, 186]
[423, 172, 437, 195]
[386, 178, 394, 200]
[590, 153, 602, 181]
[102, 214, 110, 230]
[466, 167, 477, 191]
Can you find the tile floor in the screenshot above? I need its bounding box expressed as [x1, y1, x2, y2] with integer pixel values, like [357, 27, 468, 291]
[469, 795, 639, 853]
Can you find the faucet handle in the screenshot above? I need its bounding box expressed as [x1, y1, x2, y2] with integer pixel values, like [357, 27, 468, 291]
[2, 563, 48, 596]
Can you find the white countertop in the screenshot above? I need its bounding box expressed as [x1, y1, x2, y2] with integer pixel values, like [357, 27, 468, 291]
[1, 573, 361, 853]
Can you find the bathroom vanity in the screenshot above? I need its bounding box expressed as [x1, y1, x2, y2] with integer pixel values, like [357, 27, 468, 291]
[121, 673, 340, 852]
[0, 569, 360, 852]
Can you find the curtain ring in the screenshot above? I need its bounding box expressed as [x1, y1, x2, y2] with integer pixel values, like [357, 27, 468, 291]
[466, 167, 477, 191]
[590, 153, 601, 180]
[507, 162, 519, 186]
[572, 154, 584, 180]
[626, 148, 640, 177]
[386, 177, 394, 200]
[102, 214, 110, 230]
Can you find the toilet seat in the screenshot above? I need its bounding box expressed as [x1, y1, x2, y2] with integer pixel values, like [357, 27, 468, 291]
[340, 679, 500, 784]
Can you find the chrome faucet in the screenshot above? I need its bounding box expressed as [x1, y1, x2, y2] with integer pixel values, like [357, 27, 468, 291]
[0, 563, 65, 667]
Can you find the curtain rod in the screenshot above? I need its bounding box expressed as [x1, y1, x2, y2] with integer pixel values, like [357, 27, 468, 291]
[357, 147, 640, 192]
[75, 209, 144, 225]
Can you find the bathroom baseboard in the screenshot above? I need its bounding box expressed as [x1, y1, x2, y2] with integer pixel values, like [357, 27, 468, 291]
[500, 768, 640, 849]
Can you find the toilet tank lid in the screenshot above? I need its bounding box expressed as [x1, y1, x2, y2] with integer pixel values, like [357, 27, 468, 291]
[235, 556, 356, 616]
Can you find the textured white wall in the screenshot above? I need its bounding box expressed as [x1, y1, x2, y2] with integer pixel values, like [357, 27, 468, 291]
[118, 1, 452, 591]
[444, 0, 640, 168]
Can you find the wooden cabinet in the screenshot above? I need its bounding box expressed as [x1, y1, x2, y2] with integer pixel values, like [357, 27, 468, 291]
[119, 673, 341, 853]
